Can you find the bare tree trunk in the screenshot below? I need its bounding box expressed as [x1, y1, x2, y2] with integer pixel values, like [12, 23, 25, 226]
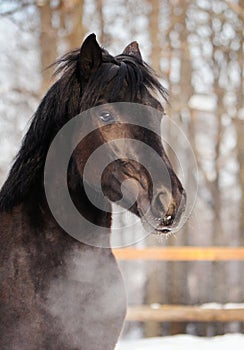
[144, 0, 165, 338]
[209, 48, 226, 331]
[96, 0, 105, 45]
[211, 122, 225, 335]
[235, 9, 244, 330]
[66, 0, 85, 49]
[166, 0, 191, 335]
[235, 118, 244, 332]
[38, 0, 58, 96]
[148, 0, 161, 72]
[144, 263, 163, 337]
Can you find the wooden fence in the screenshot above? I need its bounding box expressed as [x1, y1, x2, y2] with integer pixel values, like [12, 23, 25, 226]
[113, 247, 244, 323]
[113, 247, 244, 261]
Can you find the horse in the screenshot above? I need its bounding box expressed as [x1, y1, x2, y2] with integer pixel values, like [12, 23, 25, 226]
[0, 34, 186, 350]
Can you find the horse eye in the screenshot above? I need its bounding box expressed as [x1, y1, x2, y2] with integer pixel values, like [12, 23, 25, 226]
[99, 112, 114, 123]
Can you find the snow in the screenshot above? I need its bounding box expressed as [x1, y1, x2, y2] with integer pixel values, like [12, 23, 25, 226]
[188, 94, 217, 112]
[200, 302, 244, 309]
[116, 334, 244, 350]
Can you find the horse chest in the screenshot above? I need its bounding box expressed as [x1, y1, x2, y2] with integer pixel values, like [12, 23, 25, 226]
[0, 217, 126, 350]
[43, 246, 126, 349]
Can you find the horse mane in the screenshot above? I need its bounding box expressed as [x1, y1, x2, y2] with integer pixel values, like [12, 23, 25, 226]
[0, 46, 167, 211]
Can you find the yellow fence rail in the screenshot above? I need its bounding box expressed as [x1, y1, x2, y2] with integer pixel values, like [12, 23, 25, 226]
[113, 247, 244, 323]
[113, 247, 244, 261]
[126, 305, 244, 322]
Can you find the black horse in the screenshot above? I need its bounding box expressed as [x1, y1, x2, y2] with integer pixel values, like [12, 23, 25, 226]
[0, 34, 186, 349]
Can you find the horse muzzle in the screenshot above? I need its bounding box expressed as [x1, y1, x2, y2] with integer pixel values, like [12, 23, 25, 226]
[137, 187, 187, 235]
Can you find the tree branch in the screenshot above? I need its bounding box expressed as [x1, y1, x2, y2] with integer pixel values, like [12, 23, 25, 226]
[0, 1, 35, 17]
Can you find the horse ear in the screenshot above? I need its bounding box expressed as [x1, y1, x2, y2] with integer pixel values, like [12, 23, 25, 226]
[79, 33, 102, 80]
[122, 41, 142, 61]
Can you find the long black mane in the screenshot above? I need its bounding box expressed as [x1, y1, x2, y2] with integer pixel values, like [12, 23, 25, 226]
[0, 46, 167, 211]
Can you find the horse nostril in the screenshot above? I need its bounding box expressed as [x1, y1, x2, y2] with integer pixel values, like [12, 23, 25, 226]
[162, 214, 174, 226]
[152, 191, 170, 215]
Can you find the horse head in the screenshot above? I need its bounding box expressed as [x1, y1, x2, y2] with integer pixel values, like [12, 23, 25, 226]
[71, 34, 186, 236]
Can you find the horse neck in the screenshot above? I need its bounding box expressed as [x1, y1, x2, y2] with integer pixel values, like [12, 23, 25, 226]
[68, 176, 113, 236]
[0, 173, 112, 250]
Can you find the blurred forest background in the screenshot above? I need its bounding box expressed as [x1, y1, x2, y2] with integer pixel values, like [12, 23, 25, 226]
[0, 0, 244, 340]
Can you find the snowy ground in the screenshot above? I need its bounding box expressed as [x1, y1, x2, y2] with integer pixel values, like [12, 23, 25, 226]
[116, 334, 244, 350]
